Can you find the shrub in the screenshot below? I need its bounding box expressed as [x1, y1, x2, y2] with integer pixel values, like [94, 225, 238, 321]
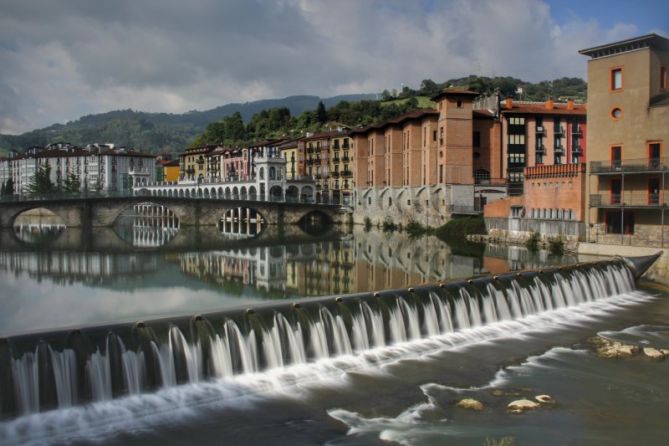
[526, 232, 540, 252]
[549, 236, 565, 256]
[363, 217, 372, 232]
[406, 220, 432, 238]
[382, 217, 398, 232]
[434, 216, 486, 240]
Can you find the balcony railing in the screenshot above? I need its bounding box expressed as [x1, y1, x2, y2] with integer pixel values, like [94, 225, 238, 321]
[536, 125, 545, 134]
[554, 126, 564, 135]
[554, 145, 564, 154]
[341, 170, 353, 178]
[342, 156, 350, 162]
[525, 163, 585, 178]
[590, 192, 665, 207]
[590, 157, 669, 174]
[331, 171, 340, 178]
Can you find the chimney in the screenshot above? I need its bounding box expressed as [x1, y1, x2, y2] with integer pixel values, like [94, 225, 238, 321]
[566, 99, 574, 110]
[545, 98, 554, 110]
[505, 97, 513, 109]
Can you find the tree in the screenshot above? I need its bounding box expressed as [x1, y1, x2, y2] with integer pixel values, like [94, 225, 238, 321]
[27, 163, 56, 197]
[419, 79, 440, 96]
[4, 178, 14, 196]
[316, 101, 327, 124]
[63, 173, 81, 193]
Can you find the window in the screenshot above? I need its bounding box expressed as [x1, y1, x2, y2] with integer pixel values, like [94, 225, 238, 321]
[439, 127, 444, 145]
[611, 107, 622, 120]
[456, 100, 463, 108]
[611, 178, 622, 204]
[511, 206, 524, 218]
[433, 130, 437, 142]
[611, 68, 623, 90]
[611, 145, 622, 168]
[606, 211, 634, 234]
[473, 131, 481, 148]
[649, 142, 661, 168]
[661, 66, 667, 90]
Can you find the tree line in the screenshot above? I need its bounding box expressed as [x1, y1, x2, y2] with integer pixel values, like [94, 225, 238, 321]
[191, 75, 586, 147]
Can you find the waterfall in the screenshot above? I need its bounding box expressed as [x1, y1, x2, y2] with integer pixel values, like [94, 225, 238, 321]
[0, 261, 639, 418]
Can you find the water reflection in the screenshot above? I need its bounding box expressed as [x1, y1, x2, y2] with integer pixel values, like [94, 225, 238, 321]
[13, 208, 66, 245]
[218, 207, 266, 239]
[115, 203, 180, 248]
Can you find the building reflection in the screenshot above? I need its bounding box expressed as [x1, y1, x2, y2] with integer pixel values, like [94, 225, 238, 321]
[0, 251, 158, 285]
[175, 231, 487, 298]
[13, 209, 66, 245]
[115, 203, 180, 248]
[218, 207, 266, 239]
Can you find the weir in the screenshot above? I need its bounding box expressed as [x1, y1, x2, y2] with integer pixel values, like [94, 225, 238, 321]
[0, 254, 660, 419]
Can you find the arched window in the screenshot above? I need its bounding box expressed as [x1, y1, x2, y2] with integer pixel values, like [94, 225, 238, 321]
[269, 166, 276, 180]
[259, 167, 265, 180]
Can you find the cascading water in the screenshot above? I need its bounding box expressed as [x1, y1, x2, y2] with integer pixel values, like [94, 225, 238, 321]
[0, 260, 640, 418]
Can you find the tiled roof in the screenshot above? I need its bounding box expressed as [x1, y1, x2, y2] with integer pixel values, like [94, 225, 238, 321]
[349, 109, 438, 135]
[431, 87, 480, 101]
[501, 101, 586, 116]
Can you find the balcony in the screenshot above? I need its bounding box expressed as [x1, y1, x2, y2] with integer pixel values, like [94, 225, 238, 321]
[573, 125, 583, 135]
[332, 143, 340, 151]
[341, 170, 353, 178]
[536, 125, 545, 134]
[333, 156, 340, 163]
[342, 141, 350, 149]
[590, 157, 669, 174]
[306, 147, 314, 154]
[590, 192, 665, 208]
[331, 171, 340, 178]
[554, 127, 564, 135]
[342, 156, 350, 162]
[535, 145, 545, 154]
[554, 145, 564, 154]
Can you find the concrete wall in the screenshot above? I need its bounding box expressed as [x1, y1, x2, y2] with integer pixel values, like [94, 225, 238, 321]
[352, 184, 474, 227]
[578, 242, 669, 284]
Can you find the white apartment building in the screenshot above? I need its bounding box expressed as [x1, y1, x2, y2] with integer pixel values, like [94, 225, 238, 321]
[0, 143, 156, 195]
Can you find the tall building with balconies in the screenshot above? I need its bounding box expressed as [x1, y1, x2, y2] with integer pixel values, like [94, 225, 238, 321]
[580, 33, 669, 246]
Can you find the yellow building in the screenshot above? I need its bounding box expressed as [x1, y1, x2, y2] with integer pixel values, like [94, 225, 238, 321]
[179, 146, 214, 182]
[278, 139, 300, 180]
[163, 159, 180, 182]
[328, 135, 353, 204]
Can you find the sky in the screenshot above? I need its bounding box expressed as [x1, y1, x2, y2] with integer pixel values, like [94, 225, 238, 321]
[0, 0, 667, 135]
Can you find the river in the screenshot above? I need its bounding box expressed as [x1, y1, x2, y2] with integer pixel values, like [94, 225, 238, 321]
[0, 206, 666, 445]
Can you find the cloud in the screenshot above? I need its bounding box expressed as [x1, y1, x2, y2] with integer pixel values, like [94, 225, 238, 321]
[0, 0, 641, 134]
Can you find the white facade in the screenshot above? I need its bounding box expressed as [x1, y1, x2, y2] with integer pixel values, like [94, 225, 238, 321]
[140, 147, 317, 203]
[0, 143, 155, 195]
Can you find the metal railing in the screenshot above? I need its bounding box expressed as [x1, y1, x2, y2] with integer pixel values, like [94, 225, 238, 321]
[590, 192, 665, 207]
[590, 157, 669, 174]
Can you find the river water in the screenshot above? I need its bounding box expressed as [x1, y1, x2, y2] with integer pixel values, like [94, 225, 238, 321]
[0, 207, 667, 445]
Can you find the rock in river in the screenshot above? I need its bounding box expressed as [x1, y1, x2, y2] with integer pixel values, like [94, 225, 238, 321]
[456, 398, 484, 411]
[643, 347, 665, 359]
[507, 399, 540, 413]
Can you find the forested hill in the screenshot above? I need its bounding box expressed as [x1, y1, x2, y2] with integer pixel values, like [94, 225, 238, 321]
[0, 94, 375, 155]
[0, 76, 586, 155]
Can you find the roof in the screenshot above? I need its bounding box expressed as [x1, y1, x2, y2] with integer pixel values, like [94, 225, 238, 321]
[500, 101, 586, 116]
[579, 33, 669, 59]
[349, 109, 438, 136]
[300, 130, 343, 142]
[431, 87, 480, 102]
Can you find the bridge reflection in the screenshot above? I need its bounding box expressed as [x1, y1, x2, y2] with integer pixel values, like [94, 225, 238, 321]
[115, 203, 180, 248]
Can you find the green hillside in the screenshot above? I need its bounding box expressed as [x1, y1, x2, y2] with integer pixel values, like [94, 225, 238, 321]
[0, 75, 587, 156]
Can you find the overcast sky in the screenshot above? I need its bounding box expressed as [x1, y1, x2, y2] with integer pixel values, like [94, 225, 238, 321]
[0, 0, 666, 134]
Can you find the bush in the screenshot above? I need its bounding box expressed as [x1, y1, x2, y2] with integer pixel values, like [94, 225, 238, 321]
[406, 220, 432, 238]
[549, 237, 565, 256]
[434, 216, 486, 240]
[382, 217, 399, 232]
[363, 217, 372, 232]
[526, 232, 540, 252]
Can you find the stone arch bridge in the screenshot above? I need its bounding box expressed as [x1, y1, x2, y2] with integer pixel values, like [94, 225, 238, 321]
[0, 196, 347, 228]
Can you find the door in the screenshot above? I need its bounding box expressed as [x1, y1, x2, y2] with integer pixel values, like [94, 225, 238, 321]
[649, 143, 661, 169]
[611, 146, 622, 169]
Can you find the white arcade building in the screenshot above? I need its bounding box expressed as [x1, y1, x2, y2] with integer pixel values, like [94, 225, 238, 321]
[137, 147, 316, 203]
